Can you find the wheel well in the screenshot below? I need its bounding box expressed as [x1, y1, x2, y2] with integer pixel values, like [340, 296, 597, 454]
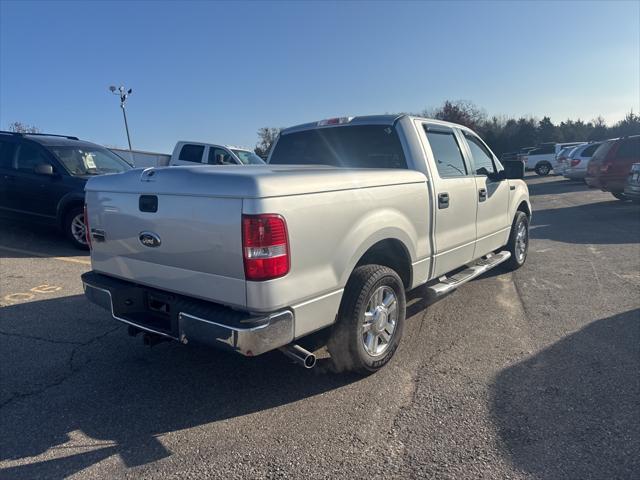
[517, 201, 531, 217]
[58, 200, 84, 228]
[355, 239, 412, 289]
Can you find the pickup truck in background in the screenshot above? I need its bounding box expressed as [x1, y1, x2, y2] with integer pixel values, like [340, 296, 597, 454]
[169, 141, 265, 166]
[109, 148, 171, 168]
[81, 115, 530, 374]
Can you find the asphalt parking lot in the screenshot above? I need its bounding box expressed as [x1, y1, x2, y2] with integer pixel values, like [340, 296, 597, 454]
[0, 174, 638, 479]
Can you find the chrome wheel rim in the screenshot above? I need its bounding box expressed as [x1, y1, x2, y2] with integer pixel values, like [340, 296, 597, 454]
[71, 213, 87, 245]
[539, 165, 549, 174]
[515, 220, 528, 263]
[361, 286, 398, 357]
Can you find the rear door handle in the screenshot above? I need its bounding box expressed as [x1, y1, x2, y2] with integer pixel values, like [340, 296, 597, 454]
[438, 192, 449, 209]
[478, 188, 487, 202]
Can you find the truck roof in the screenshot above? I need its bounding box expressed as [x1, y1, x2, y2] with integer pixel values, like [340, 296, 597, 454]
[280, 115, 475, 135]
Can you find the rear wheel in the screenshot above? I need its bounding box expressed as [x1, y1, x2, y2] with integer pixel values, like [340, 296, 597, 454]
[612, 192, 629, 201]
[504, 211, 529, 271]
[328, 265, 406, 374]
[63, 206, 89, 250]
[535, 162, 552, 176]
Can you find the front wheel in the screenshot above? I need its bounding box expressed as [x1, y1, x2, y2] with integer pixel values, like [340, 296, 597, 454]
[328, 265, 406, 374]
[535, 162, 551, 176]
[504, 211, 529, 271]
[63, 206, 89, 250]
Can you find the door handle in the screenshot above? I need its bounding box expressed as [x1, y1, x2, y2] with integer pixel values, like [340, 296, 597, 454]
[478, 188, 487, 202]
[438, 192, 449, 209]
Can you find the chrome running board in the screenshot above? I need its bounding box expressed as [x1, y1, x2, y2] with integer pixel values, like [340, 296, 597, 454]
[426, 251, 511, 298]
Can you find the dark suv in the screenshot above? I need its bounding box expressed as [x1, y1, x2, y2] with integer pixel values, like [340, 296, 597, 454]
[586, 135, 640, 201]
[0, 131, 131, 248]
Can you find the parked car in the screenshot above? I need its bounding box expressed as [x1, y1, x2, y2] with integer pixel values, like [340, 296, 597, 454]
[586, 135, 640, 200]
[169, 141, 265, 166]
[623, 163, 640, 203]
[0, 131, 132, 248]
[82, 115, 530, 374]
[554, 145, 580, 175]
[563, 142, 604, 181]
[109, 148, 170, 168]
[523, 142, 584, 176]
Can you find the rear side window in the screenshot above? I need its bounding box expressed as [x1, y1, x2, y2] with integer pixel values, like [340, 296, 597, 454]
[424, 128, 467, 177]
[615, 138, 640, 159]
[581, 144, 600, 157]
[0, 140, 16, 168]
[16, 143, 49, 172]
[269, 125, 407, 169]
[178, 144, 205, 163]
[463, 131, 496, 175]
[529, 144, 555, 155]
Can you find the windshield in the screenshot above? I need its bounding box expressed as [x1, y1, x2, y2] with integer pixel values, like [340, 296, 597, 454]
[231, 149, 265, 165]
[269, 125, 407, 169]
[51, 146, 131, 175]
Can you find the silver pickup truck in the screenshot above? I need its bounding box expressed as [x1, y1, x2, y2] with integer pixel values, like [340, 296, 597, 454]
[82, 115, 530, 373]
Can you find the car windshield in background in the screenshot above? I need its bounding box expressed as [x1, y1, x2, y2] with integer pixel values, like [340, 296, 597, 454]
[51, 146, 131, 175]
[231, 149, 265, 165]
[269, 125, 407, 169]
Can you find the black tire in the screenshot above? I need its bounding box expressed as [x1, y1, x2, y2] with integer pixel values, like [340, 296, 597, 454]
[63, 206, 89, 250]
[504, 211, 529, 271]
[612, 192, 629, 201]
[535, 162, 552, 176]
[328, 265, 406, 375]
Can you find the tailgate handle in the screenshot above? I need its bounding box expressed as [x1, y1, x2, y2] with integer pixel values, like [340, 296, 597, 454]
[139, 195, 158, 213]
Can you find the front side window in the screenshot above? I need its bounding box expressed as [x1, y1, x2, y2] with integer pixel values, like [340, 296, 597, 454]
[51, 146, 131, 175]
[231, 149, 265, 165]
[208, 148, 235, 165]
[16, 143, 49, 172]
[179, 144, 205, 163]
[269, 125, 407, 169]
[424, 127, 467, 177]
[464, 132, 496, 176]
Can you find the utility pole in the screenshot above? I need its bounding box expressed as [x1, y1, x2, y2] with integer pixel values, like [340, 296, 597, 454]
[109, 85, 133, 151]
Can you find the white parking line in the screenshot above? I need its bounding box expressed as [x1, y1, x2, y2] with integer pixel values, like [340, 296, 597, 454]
[0, 245, 91, 266]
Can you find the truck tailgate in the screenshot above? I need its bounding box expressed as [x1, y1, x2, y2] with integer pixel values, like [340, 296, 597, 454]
[85, 190, 246, 307]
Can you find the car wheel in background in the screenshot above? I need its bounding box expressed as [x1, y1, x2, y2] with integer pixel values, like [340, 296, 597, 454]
[64, 206, 89, 250]
[504, 211, 529, 271]
[611, 192, 629, 201]
[535, 162, 552, 176]
[328, 265, 406, 374]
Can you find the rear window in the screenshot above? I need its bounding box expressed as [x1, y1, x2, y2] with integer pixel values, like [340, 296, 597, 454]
[269, 125, 407, 169]
[179, 144, 205, 163]
[580, 144, 601, 157]
[591, 141, 615, 162]
[529, 144, 555, 155]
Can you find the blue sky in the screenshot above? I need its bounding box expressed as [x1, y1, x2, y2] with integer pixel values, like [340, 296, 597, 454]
[1, 1, 638, 153]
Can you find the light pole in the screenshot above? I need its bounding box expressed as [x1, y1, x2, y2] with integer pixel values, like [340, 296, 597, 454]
[109, 85, 133, 151]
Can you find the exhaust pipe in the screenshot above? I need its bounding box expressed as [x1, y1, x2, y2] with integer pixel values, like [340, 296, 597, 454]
[279, 344, 316, 369]
[142, 332, 170, 347]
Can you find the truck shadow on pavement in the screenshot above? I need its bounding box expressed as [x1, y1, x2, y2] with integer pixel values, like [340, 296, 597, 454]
[0, 295, 360, 478]
[490, 308, 640, 479]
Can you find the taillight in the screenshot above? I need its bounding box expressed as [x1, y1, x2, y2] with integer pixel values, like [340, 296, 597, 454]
[570, 159, 580, 167]
[84, 204, 92, 249]
[242, 214, 289, 281]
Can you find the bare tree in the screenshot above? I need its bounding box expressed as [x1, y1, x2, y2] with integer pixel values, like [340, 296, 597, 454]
[8, 121, 40, 134]
[254, 127, 281, 159]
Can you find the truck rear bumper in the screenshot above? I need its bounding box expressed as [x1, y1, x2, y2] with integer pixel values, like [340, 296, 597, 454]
[81, 271, 294, 356]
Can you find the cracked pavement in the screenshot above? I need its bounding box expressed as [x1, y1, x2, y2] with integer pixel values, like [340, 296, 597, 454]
[0, 174, 638, 479]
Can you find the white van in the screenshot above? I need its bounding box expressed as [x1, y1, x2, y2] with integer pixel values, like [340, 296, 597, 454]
[169, 142, 265, 166]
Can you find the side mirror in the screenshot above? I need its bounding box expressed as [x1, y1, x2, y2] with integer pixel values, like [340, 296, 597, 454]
[34, 163, 54, 176]
[503, 160, 525, 180]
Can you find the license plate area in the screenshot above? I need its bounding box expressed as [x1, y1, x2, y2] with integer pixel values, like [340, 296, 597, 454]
[111, 285, 176, 336]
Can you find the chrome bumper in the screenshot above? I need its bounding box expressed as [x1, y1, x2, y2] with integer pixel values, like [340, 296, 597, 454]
[82, 271, 294, 356]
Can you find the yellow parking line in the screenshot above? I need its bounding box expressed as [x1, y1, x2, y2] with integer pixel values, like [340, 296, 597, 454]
[0, 245, 91, 266]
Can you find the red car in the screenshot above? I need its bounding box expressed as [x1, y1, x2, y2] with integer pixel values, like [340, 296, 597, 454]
[586, 135, 640, 200]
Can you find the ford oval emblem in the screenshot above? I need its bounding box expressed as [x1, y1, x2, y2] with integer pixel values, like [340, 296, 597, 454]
[139, 231, 161, 248]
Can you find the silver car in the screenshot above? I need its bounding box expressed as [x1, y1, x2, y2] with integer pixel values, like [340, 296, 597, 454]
[563, 142, 604, 181]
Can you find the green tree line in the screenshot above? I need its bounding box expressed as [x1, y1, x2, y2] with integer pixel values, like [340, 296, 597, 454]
[255, 100, 640, 158]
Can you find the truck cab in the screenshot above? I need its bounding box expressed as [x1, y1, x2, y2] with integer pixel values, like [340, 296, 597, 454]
[169, 141, 265, 166]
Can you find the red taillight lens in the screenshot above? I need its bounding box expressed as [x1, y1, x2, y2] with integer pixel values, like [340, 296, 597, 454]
[84, 204, 92, 249]
[570, 159, 580, 167]
[242, 214, 289, 281]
